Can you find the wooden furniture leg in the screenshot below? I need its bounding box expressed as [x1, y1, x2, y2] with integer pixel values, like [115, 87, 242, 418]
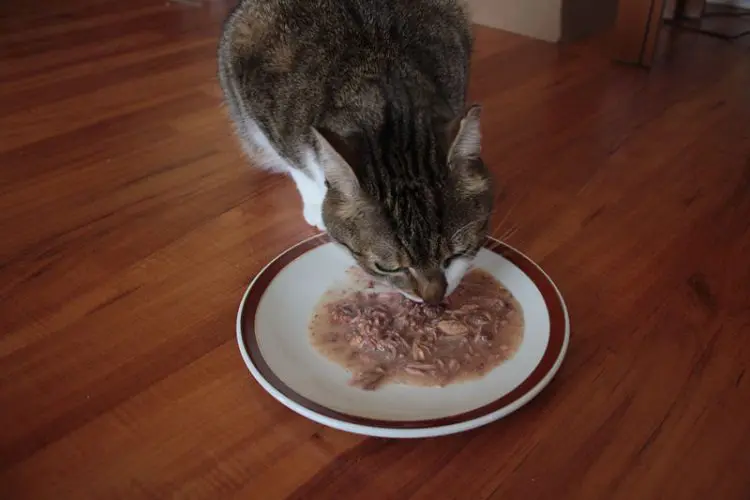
[611, 0, 667, 67]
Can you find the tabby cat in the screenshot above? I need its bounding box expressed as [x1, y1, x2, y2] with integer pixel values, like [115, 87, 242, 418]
[218, 0, 493, 304]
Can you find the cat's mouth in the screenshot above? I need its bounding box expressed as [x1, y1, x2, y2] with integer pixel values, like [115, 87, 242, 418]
[398, 289, 424, 303]
[345, 251, 473, 304]
[360, 273, 425, 303]
[367, 271, 471, 304]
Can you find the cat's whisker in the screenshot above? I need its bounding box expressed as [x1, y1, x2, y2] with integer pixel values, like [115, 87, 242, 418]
[485, 238, 502, 252]
[498, 224, 518, 242]
[451, 220, 479, 241]
[490, 195, 521, 240]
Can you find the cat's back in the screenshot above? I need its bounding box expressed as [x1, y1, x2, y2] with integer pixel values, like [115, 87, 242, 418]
[219, 0, 471, 80]
[218, 0, 473, 163]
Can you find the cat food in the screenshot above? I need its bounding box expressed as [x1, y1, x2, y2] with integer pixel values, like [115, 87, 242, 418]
[309, 268, 524, 390]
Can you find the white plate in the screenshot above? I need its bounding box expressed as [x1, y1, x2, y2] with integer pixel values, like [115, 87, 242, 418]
[237, 234, 569, 438]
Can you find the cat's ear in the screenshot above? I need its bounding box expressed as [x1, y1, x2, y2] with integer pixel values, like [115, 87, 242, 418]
[447, 104, 482, 164]
[313, 128, 360, 197]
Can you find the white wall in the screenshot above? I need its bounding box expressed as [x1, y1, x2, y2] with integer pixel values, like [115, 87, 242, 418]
[466, 0, 564, 42]
[465, 0, 617, 42]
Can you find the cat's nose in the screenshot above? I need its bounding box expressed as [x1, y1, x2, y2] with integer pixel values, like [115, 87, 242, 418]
[419, 275, 447, 305]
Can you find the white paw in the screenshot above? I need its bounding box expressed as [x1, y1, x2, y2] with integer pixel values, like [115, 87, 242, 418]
[303, 204, 326, 232]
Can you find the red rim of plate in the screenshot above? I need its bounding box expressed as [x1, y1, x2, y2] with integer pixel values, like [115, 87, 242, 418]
[238, 234, 567, 429]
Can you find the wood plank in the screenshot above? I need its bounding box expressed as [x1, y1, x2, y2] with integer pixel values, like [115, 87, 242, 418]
[1, 0, 750, 498]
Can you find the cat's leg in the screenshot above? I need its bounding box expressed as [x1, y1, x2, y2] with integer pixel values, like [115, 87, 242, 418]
[235, 116, 328, 230]
[289, 148, 328, 231]
[289, 167, 327, 231]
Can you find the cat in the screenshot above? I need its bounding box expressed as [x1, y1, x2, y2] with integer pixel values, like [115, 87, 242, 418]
[217, 0, 493, 304]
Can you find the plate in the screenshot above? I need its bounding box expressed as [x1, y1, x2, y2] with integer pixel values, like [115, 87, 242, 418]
[237, 234, 569, 438]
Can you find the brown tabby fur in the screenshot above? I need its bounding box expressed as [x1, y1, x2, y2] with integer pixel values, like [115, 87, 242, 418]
[218, 0, 494, 303]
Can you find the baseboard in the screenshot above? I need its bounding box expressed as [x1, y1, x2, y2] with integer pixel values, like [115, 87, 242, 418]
[707, 0, 750, 8]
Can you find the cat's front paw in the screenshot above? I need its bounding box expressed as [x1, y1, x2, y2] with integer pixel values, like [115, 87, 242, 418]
[303, 204, 326, 232]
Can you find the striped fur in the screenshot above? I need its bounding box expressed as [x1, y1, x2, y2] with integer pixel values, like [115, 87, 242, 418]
[218, 0, 493, 302]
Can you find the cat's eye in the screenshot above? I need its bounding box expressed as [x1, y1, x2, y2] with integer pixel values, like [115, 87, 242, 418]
[374, 263, 406, 275]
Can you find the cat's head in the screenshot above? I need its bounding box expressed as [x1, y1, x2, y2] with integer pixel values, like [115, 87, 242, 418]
[317, 105, 493, 304]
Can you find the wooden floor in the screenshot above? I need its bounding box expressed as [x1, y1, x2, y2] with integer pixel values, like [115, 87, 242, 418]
[2, 0, 750, 498]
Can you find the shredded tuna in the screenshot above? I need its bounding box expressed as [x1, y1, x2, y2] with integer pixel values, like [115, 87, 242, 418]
[309, 268, 524, 390]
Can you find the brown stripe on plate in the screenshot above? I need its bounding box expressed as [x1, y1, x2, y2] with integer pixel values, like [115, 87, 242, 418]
[240, 234, 566, 429]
